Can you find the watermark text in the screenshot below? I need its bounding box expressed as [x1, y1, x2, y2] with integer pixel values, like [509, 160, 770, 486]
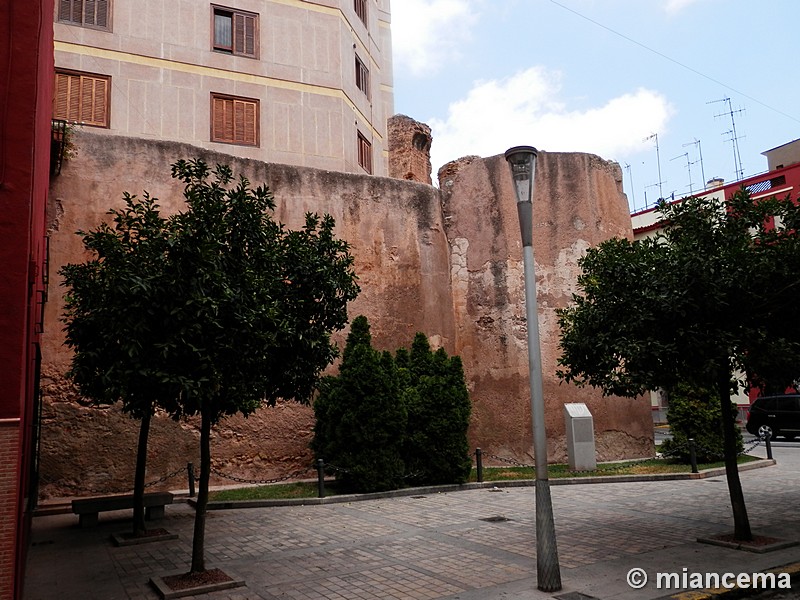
[626, 567, 791, 590]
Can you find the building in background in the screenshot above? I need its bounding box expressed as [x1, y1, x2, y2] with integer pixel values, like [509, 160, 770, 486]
[0, 0, 54, 598]
[632, 146, 800, 420]
[53, 0, 393, 175]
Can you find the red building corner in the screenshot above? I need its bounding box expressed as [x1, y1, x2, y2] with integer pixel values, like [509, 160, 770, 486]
[0, 0, 55, 597]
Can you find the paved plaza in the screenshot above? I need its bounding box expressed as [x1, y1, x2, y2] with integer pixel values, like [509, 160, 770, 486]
[25, 444, 800, 599]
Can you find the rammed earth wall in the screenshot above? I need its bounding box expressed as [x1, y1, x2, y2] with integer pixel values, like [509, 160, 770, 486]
[40, 132, 651, 497]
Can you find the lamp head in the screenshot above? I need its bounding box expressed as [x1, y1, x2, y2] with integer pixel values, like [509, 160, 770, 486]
[504, 146, 538, 205]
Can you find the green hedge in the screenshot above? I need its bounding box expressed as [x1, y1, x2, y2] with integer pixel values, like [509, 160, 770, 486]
[312, 317, 472, 492]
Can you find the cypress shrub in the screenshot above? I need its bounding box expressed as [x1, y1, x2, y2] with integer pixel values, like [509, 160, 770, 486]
[311, 316, 406, 492]
[401, 334, 472, 485]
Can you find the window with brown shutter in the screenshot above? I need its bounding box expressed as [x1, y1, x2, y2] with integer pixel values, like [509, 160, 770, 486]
[354, 0, 367, 26]
[357, 132, 372, 174]
[211, 94, 259, 146]
[57, 0, 111, 30]
[53, 70, 110, 128]
[355, 54, 370, 99]
[213, 6, 258, 58]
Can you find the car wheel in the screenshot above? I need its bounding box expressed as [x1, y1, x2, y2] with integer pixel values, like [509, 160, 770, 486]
[757, 424, 776, 439]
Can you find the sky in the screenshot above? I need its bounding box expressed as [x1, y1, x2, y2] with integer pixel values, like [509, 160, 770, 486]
[390, 0, 800, 212]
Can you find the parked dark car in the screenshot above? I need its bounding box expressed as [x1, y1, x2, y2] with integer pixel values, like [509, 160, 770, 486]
[746, 394, 800, 440]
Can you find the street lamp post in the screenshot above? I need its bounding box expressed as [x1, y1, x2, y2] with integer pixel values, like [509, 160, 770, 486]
[504, 146, 562, 592]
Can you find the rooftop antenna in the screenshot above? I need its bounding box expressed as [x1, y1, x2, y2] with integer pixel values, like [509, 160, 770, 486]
[644, 133, 664, 200]
[644, 182, 661, 209]
[623, 162, 636, 210]
[683, 138, 706, 190]
[670, 152, 694, 195]
[709, 97, 746, 181]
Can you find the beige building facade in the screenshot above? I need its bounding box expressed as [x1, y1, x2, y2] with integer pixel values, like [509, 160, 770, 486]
[53, 0, 393, 175]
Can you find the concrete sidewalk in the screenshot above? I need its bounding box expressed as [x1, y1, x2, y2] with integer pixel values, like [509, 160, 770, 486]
[24, 445, 800, 600]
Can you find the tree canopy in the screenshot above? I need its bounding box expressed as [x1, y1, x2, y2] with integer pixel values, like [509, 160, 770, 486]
[62, 191, 181, 417]
[62, 158, 360, 572]
[557, 189, 800, 540]
[168, 159, 359, 572]
[61, 191, 181, 536]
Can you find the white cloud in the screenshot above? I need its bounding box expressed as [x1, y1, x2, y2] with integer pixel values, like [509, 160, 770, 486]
[391, 0, 479, 77]
[428, 67, 674, 175]
[663, 0, 706, 14]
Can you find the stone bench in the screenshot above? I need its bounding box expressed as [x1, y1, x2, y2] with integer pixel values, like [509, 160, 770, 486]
[71, 491, 174, 528]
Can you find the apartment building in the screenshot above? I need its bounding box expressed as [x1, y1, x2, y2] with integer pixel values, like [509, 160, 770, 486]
[53, 0, 393, 175]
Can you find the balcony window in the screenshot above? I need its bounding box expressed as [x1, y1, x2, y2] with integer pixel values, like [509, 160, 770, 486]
[53, 70, 110, 128]
[213, 6, 257, 58]
[355, 55, 370, 98]
[354, 0, 367, 25]
[57, 0, 110, 30]
[357, 132, 372, 174]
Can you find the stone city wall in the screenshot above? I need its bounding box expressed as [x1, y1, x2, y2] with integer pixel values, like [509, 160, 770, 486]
[39, 131, 651, 497]
[439, 152, 652, 463]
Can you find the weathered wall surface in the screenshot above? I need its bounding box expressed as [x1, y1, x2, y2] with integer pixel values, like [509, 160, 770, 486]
[439, 152, 653, 463]
[388, 115, 433, 185]
[41, 130, 454, 497]
[40, 133, 653, 497]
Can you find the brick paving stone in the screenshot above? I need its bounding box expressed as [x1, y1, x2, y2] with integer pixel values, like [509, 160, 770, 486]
[24, 445, 800, 599]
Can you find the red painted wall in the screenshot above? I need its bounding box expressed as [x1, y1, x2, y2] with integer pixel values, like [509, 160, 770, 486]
[0, 0, 54, 597]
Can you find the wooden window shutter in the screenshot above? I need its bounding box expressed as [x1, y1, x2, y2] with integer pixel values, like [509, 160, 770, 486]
[58, 0, 80, 23]
[354, 0, 367, 25]
[233, 100, 245, 143]
[233, 14, 245, 55]
[79, 76, 107, 125]
[242, 100, 256, 145]
[213, 96, 233, 143]
[94, 0, 109, 28]
[84, 0, 97, 25]
[58, 0, 108, 28]
[232, 13, 256, 57]
[233, 100, 256, 145]
[67, 77, 81, 120]
[54, 71, 108, 127]
[355, 55, 369, 97]
[54, 72, 77, 121]
[358, 132, 372, 174]
[90, 77, 108, 126]
[243, 14, 256, 57]
[212, 95, 257, 145]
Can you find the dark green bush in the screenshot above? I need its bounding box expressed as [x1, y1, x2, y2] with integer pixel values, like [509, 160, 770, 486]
[313, 319, 473, 492]
[311, 316, 406, 493]
[400, 334, 472, 486]
[660, 384, 743, 463]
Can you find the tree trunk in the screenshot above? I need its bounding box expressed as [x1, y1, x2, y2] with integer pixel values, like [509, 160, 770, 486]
[718, 370, 752, 541]
[191, 409, 211, 573]
[132, 411, 151, 537]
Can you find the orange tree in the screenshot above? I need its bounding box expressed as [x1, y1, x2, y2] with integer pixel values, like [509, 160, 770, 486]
[557, 189, 800, 541]
[63, 158, 359, 572]
[61, 192, 180, 538]
[164, 159, 359, 572]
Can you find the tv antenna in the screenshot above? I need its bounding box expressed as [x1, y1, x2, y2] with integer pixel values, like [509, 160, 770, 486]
[644, 182, 662, 209]
[643, 133, 664, 201]
[670, 152, 694, 195]
[709, 97, 746, 181]
[682, 138, 706, 191]
[623, 162, 636, 210]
